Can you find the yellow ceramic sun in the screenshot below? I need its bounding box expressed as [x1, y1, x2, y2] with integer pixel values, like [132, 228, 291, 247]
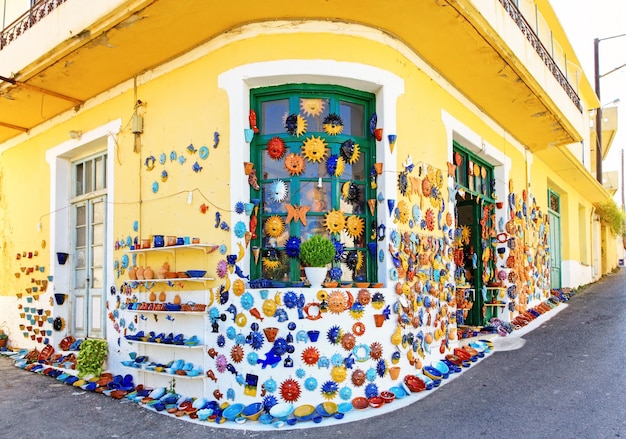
[323, 209, 346, 234]
[460, 225, 471, 244]
[264, 215, 285, 238]
[331, 365, 347, 383]
[397, 200, 409, 224]
[301, 136, 328, 163]
[262, 298, 277, 317]
[354, 251, 364, 271]
[323, 113, 344, 135]
[317, 290, 329, 301]
[346, 143, 360, 164]
[294, 114, 308, 136]
[334, 156, 345, 177]
[262, 258, 280, 270]
[232, 279, 245, 296]
[300, 98, 325, 117]
[345, 215, 365, 239]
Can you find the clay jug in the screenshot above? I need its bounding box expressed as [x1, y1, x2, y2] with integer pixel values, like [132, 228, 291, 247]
[149, 291, 157, 302]
[158, 291, 167, 302]
[157, 262, 169, 279]
[144, 266, 154, 280]
[128, 266, 137, 280]
[135, 266, 145, 280]
[173, 294, 181, 305]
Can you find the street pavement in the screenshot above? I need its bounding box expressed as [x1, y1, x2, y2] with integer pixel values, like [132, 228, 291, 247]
[1, 268, 624, 439]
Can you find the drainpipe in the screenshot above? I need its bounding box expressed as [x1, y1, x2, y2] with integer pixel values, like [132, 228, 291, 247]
[590, 206, 597, 279]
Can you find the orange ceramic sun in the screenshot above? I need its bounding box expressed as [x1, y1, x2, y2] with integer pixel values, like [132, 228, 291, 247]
[231, 344, 244, 363]
[351, 368, 366, 387]
[357, 289, 371, 306]
[341, 332, 356, 351]
[279, 378, 301, 403]
[301, 346, 320, 366]
[327, 290, 348, 314]
[284, 153, 305, 175]
[370, 341, 383, 360]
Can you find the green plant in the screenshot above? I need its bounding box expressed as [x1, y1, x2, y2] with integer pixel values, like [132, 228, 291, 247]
[594, 199, 626, 236]
[299, 235, 335, 267]
[0, 332, 7, 340]
[76, 339, 108, 378]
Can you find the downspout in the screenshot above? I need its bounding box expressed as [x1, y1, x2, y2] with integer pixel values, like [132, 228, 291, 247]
[590, 205, 597, 279]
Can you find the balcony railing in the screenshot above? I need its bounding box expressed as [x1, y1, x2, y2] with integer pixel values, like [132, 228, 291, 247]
[499, 0, 582, 113]
[0, 0, 68, 50]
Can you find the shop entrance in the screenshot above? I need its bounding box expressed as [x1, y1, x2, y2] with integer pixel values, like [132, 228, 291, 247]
[455, 198, 484, 326]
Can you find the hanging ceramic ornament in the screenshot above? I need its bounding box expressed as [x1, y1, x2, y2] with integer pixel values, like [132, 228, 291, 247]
[323, 210, 346, 234]
[267, 137, 287, 160]
[264, 216, 285, 238]
[388, 134, 397, 153]
[340, 139, 360, 164]
[301, 136, 328, 163]
[368, 199, 377, 215]
[285, 113, 307, 137]
[249, 109, 259, 133]
[285, 204, 310, 226]
[284, 236, 302, 258]
[284, 153, 305, 176]
[345, 215, 365, 239]
[387, 199, 395, 217]
[252, 246, 261, 264]
[248, 169, 260, 191]
[323, 113, 344, 135]
[269, 179, 288, 203]
[300, 98, 326, 117]
[369, 113, 377, 137]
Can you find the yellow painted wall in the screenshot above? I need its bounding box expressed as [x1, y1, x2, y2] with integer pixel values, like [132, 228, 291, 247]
[0, 25, 606, 298]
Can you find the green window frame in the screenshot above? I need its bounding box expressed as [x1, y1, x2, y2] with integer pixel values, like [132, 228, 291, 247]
[453, 142, 495, 202]
[250, 84, 377, 284]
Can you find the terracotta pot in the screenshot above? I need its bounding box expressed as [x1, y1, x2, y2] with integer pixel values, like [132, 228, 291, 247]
[135, 266, 145, 280]
[128, 267, 137, 280]
[149, 291, 157, 302]
[143, 266, 154, 280]
[374, 128, 383, 141]
[374, 314, 385, 327]
[373, 162, 383, 175]
[388, 366, 401, 380]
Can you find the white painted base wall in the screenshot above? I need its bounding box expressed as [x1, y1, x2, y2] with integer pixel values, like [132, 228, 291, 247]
[561, 260, 595, 289]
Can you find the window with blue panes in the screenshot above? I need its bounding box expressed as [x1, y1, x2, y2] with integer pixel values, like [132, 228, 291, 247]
[250, 84, 377, 284]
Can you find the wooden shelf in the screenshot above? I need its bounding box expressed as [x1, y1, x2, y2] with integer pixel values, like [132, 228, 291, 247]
[126, 244, 219, 256]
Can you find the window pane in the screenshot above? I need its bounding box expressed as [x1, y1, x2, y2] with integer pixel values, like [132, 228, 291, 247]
[262, 99, 289, 134]
[262, 150, 291, 180]
[92, 267, 103, 288]
[92, 224, 104, 245]
[74, 268, 86, 289]
[340, 101, 364, 137]
[261, 250, 290, 282]
[74, 249, 86, 270]
[300, 98, 329, 133]
[95, 156, 106, 190]
[92, 244, 104, 266]
[76, 205, 86, 226]
[261, 182, 287, 214]
[84, 160, 93, 193]
[92, 200, 105, 223]
[75, 163, 84, 196]
[302, 182, 331, 212]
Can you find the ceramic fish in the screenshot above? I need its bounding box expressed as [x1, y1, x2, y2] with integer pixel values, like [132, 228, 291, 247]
[257, 349, 280, 369]
[234, 264, 249, 280]
[192, 161, 202, 173]
[249, 307, 264, 321]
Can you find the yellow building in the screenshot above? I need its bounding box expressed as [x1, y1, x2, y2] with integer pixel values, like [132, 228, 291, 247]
[0, 0, 619, 426]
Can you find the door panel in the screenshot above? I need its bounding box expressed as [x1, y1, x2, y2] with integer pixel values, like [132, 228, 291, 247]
[548, 211, 561, 288]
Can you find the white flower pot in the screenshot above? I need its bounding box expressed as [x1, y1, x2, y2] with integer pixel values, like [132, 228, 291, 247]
[304, 267, 327, 290]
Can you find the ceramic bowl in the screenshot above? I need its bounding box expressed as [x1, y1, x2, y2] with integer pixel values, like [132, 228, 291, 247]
[352, 396, 369, 410]
[316, 401, 338, 417]
[293, 404, 315, 421]
[186, 270, 207, 278]
[368, 396, 384, 408]
[269, 402, 294, 420]
[337, 402, 353, 414]
[241, 402, 264, 421]
[389, 386, 407, 399]
[222, 403, 245, 421]
[380, 390, 395, 404]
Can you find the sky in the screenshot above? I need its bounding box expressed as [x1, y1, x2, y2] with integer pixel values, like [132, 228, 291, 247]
[550, 0, 626, 206]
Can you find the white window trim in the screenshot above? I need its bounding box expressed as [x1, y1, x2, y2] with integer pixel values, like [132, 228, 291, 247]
[45, 119, 120, 306]
[218, 60, 403, 282]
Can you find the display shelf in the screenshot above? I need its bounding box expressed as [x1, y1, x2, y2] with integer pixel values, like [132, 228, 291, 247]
[124, 309, 206, 315]
[125, 340, 204, 349]
[122, 365, 204, 379]
[126, 244, 219, 256]
[127, 277, 215, 287]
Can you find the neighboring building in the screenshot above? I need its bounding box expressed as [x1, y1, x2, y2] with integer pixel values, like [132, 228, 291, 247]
[0, 0, 619, 425]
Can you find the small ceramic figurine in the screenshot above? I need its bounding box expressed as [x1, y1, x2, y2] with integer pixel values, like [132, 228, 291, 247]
[248, 170, 260, 191]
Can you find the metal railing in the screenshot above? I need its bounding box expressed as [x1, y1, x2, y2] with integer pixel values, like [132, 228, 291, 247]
[0, 0, 68, 50]
[499, 0, 582, 113]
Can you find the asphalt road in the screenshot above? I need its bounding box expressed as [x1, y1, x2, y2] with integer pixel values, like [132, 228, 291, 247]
[1, 269, 624, 439]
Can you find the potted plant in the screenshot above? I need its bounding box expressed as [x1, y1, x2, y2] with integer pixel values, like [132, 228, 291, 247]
[76, 339, 108, 378]
[0, 331, 8, 349]
[299, 235, 335, 289]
